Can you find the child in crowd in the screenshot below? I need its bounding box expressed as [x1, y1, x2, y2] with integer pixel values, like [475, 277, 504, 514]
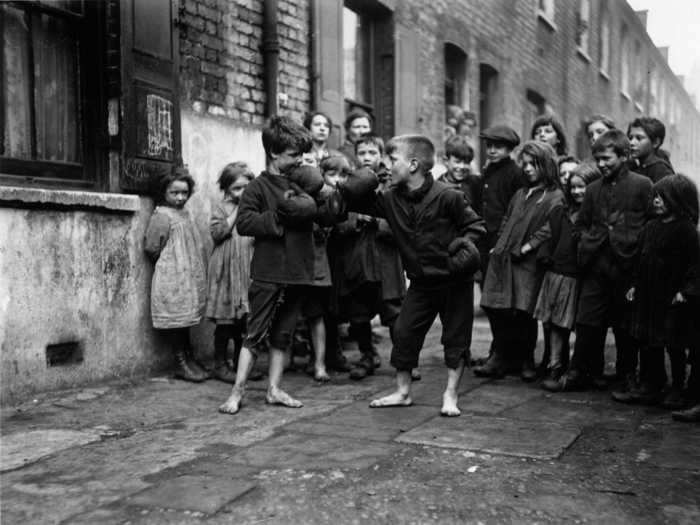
[531, 115, 569, 159]
[438, 135, 483, 216]
[144, 167, 208, 382]
[627, 117, 674, 183]
[304, 110, 339, 165]
[479, 141, 566, 381]
[562, 130, 652, 392]
[584, 114, 616, 150]
[672, 227, 700, 422]
[472, 125, 525, 371]
[339, 108, 372, 168]
[219, 116, 327, 414]
[557, 156, 580, 187]
[352, 132, 408, 380]
[205, 162, 259, 383]
[338, 135, 485, 415]
[618, 174, 699, 406]
[537, 163, 601, 391]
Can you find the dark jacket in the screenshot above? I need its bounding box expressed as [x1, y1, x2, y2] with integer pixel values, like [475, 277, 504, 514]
[633, 153, 674, 183]
[481, 157, 526, 241]
[538, 206, 580, 278]
[236, 171, 329, 285]
[576, 166, 653, 270]
[437, 170, 484, 217]
[329, 212, 382, 296]
[348, 174, 486, 284]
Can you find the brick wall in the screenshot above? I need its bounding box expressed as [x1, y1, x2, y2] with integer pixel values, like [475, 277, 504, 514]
[178, 0, 310, 126]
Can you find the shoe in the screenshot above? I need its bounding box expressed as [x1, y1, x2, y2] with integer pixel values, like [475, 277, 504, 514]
[327, 355, 352, 373]
[349, 355, 375, 381]
[473, 355, 506, 378]
[662, 387, 686, 410]
[672, 404, 700, 422]
[185, 346, 211, 380]
[521, 357, 538, 383]
[173, 347, 208, 382]
[541, 367, 564, 392]
[611, 374, 639, 403]
[212, 360, 237, 384]
[591, 375, 609, 390]
[634, 383, 663, 406]
[559, 369, 589, 392]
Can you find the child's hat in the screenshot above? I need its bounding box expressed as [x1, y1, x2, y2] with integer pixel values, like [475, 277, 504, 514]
[479, 125, 520, 147]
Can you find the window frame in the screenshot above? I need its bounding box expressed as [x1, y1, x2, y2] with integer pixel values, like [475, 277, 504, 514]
[598, 9, 610, 78]
[342, 5, 374, 117]
[0, 0, 106, 190]
[576, 0, 591, 59]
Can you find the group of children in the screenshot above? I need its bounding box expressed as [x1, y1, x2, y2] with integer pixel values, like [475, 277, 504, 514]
[144, 111, 700, 423]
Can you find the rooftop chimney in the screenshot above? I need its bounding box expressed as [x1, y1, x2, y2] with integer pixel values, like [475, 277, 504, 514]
[635, 10, 648, 28]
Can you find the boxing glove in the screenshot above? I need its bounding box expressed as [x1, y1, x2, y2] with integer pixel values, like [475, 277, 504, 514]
[446, 236, 481, 276]
[339, 167, 379, 200]
[288, 165, 325, 197]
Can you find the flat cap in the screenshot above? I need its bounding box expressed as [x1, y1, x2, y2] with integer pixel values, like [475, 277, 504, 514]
[479, 125, 520, 147]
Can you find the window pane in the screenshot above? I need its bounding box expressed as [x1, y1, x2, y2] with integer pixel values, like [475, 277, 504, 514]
[33, 12, 80, 162]
[343, 7, 369, 104]
[2, 5, 33, 158]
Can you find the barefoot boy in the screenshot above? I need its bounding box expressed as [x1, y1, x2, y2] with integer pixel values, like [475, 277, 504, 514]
[219, 116, 326, 414]
[338, 135, 485, 415]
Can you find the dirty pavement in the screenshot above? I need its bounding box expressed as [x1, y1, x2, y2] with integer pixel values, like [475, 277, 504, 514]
[2, 315, 699, 524]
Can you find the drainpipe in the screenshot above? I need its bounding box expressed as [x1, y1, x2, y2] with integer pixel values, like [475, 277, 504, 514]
[262, 0, 279, 117]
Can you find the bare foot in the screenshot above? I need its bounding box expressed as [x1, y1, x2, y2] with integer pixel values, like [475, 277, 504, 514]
[440, 390, 461, 417]
[218, 387, 243, 414]
[266, 387, 303, 408]
[369, 391, 412, 408]
[314, 367, 331, 383]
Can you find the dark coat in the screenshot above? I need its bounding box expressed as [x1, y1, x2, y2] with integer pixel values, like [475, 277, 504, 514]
[236, 171, 330, 285]
[628, 218, 699, 346]
[576, 167, 653, 271]
[481, 186, 566, 313]
[437, 170, 484, 217]
[481, 157, 525, 238]
[537, 206, 580, 278]
[348, 174, 486, 284]
[633, 153, 674, 184]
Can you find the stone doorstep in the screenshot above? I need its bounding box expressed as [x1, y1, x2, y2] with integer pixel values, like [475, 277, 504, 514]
[127, 474, 256, 514]
[396, 414, 582, 461]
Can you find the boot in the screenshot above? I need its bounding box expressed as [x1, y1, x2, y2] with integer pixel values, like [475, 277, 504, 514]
[212, 343, 237, 385]
[521, 354, 538, 382]
[541, 366, 565, 392]
[672, 403, 700, 422]
[473, 353, 506, 378]
[173, 345, 208, 382]
[185, 344, 211, 380]
[661, 386, 686, 410]
[611, 373, 639, 403]
[349, 354, 375, 380]
[559, 368, 590, 392]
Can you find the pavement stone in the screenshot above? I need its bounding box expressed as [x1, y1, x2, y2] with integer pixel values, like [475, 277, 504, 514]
[128, 474, 256, 513]
[396, 414, 581, 460]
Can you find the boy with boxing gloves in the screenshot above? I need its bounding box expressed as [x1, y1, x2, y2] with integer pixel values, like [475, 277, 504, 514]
[219, 116, 329, 415]
[336, 134, 485, 416]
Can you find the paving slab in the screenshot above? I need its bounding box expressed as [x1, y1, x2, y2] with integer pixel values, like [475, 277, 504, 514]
[226, 432, 401, 470]
[458, 383, 544, 415]
[1, 428, 105, 472]
[500, 396, 640, 430]
[642, 424, 700, 471]
[396, 414, 581, 460]
[128, 474, 256, 514]
[309, 401, 438, 432]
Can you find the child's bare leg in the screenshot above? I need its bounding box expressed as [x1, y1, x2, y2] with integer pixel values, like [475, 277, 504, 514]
[266, 347, 303, 407]
[441, 359, 465, 417]
[310, 317, 330, 381]
[219, 346, 257, 414]
[370, 370, 413, 407]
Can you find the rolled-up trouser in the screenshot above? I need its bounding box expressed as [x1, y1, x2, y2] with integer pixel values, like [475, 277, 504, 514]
[390, 279, 473, 371]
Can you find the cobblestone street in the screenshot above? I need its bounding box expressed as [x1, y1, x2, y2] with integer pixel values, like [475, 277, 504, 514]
[2, 314, 699, 524]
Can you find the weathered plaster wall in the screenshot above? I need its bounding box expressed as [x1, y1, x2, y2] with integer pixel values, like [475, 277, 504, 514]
[0, 199, 165, 403]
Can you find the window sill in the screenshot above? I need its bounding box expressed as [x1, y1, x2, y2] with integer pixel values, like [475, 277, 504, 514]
[599, 69, 610, 81]
[620, 90, 631, 101]
[576, 48, 592, 63]
[634, 102, 644, 112]
[537, 11, 557, 31]
[0, 186, 141, 213]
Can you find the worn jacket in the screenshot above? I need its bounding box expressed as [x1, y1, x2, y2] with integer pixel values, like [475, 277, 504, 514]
[348, 174, 486, 285]
[537, 206, 580, 278]
[481, 157, 525, 237]
[576, 166, 652, 270]
[632, 153, 674, 184]
[437, 170, 484, 217]
[236, 171, 332, 285]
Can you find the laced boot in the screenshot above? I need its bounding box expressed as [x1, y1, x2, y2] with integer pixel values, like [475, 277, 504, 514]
[541, 366, 565, 392]
[611, 373, 640, 403]
[349, 354, 375, 380]
[185, 344, 211, 380]
[173, 345, 208, 382]
[473, 353, 506, 378]
[212, 342, 237, 384]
